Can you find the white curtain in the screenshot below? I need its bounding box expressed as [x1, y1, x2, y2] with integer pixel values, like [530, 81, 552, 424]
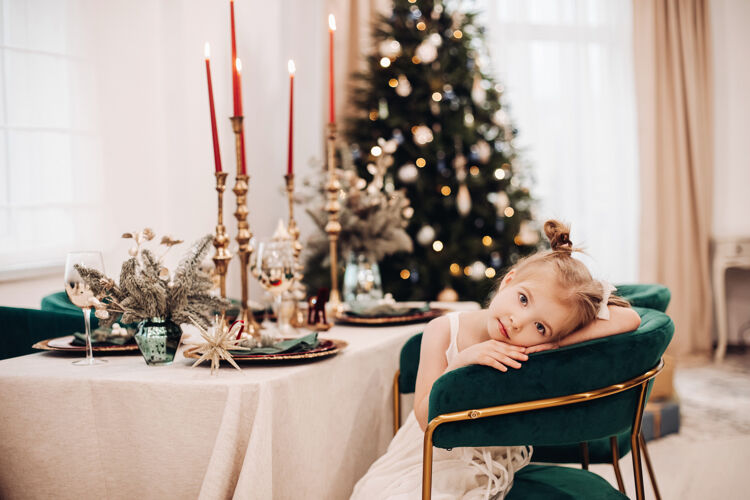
[478, 0, 639, 283]
[0, 0, 106, 275]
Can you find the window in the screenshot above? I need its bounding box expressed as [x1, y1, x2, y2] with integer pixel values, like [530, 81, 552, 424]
[0, 0, 103, 276]
[479, 0, 639, 282]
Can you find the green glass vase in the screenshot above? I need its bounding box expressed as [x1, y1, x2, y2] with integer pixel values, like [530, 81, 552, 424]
[134, 317, 183, 366]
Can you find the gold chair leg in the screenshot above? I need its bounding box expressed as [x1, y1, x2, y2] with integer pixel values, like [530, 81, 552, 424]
[580, 442, 590, 470]
[393, 370, 401, 436]
[422, 425, 435, 500]
[610, 436, 626, 494]
[631, 383, 649, 500]
[640, 433, 662, 500]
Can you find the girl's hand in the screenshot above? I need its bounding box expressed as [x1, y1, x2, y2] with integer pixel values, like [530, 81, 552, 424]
[450, 340, 528, 372]
[524, 342, 559, 354]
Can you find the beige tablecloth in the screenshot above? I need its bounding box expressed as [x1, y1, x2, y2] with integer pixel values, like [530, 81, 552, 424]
[0, 302, 478, 500]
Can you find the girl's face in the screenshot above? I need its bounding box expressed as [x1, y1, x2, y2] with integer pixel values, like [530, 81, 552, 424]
[486, 270, 573, 347]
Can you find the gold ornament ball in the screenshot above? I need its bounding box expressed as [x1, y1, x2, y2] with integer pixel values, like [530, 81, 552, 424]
[437, 287, 459, 302]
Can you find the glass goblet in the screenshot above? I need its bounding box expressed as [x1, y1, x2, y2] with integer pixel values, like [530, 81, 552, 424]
[250, 238, 296, 343]
[64, 251, 107, 366]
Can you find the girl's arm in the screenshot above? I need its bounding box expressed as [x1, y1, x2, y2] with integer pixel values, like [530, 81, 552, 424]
[413, 315, 528, 431]
[414, 316, 451, 431]
[560, 306, 641, 346]
[526, 306, 641, 353]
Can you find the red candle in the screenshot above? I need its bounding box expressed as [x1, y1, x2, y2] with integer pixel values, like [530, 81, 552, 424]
[204, 43, 222, 173]
[235, 57, 244, 117]
[236, 58, 246, 175]
[230, 0, 240, 116]
[287, 60, 295, 175]
[328, 14, 336, 124]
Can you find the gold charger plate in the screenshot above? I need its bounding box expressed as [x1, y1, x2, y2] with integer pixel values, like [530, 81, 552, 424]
[32, 335, 140, 353]
[335, 308, 447, 326]
[182, 338, 347, 363]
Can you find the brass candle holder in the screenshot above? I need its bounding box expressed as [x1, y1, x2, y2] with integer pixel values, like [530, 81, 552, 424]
[230, 115, 260, 337]
[212, 171, 231, 300]
[325, 122, 343, 315]
[285, 173, 307, 327]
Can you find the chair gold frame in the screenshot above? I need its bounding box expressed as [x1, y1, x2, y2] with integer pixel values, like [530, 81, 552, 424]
[397, 360, 662, 500]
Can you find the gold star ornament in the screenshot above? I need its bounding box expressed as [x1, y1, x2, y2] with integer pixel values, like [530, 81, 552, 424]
[188, 317, 251, 375]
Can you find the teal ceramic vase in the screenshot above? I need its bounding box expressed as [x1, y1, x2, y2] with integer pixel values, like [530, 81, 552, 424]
[134, 317, 183, 366]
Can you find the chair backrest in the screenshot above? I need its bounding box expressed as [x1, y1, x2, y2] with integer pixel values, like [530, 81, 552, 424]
[398, 332, 423, 393]
[0, 306, 84, 360]
[615, 284, 671, 312]
[427, 308, 673, 448]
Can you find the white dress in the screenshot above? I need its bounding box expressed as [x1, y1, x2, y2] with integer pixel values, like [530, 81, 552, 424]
[350, 312, 532, 500]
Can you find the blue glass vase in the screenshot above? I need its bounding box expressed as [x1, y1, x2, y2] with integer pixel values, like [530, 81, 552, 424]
[134, 317, 183, 366]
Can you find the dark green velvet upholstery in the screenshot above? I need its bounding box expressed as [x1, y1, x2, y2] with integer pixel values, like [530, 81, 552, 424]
[615, 284, 671, 313]
[0, 306, 84, 360]
[506, 465, 628, 500]
[427, 308, 673, 448]
[532, 431, 631, 464]
[41, 291, 81, 314]
[532, 283, 671, 464]
[398, 333, 423, 393]
[41, 291, 100, 329]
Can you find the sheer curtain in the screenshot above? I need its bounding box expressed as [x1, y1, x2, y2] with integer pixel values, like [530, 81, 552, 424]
[478, 0, 639, 282]
[0, 0, 105, 275]
[0, 0, 332, 277]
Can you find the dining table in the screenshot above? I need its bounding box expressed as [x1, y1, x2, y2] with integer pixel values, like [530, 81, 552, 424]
[0, 302, 478, 500]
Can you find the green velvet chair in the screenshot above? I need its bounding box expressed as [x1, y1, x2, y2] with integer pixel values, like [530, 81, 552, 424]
[423, 307, 673, 499]
[531, 284, 671, 497]
[393, 284, 672, 499]
[0, 306, 84, 360]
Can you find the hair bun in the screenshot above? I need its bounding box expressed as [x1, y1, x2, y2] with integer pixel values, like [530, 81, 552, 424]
[543, 219, 573, 253]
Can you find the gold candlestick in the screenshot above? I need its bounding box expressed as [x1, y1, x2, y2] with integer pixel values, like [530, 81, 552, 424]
[285, 173, 307, 326]
[230, 115, 260, 337]
[325, 122, 343, 315]
[285, 173, 304, 278]
[212, 171, 231, 300]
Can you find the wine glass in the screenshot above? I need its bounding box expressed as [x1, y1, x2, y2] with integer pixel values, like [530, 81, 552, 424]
[64, 252, 107, 366]
[250, 238, 296, 343]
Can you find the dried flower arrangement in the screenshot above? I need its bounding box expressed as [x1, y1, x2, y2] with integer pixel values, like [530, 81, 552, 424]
[75, 229, 229, 329]
[301, 138, 413, 263]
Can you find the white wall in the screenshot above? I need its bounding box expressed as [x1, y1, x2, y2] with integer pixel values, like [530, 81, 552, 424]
[0, 0, 329, 307]
[711, 0, 750, 238]
[711, 0, 750, 344]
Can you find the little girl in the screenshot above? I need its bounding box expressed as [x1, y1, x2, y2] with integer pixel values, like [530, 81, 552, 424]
[350, 220, 641, 500]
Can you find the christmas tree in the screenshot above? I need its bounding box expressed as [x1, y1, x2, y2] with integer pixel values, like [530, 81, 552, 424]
[343, 0, 539, 302]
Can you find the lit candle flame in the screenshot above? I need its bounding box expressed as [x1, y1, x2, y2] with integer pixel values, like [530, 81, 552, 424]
[235, 58, 242, 73]
[204, 42, 210, 59]
[288, 59, 296, 75]
[328, 14, 336, 31]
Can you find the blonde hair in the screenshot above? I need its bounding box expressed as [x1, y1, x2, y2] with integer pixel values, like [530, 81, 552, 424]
[504, 220, 630, 338]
